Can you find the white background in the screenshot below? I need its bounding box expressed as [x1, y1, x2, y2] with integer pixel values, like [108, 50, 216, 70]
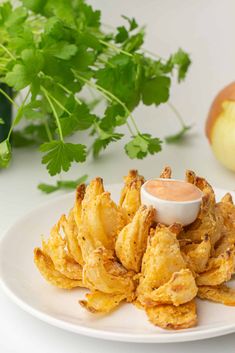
[1, 0, 235, 351]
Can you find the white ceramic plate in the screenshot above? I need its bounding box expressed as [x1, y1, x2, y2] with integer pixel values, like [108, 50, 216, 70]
[0, 184, 235, 343]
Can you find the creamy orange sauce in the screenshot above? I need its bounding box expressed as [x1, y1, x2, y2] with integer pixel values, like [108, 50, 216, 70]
[145, 179, 202, 202]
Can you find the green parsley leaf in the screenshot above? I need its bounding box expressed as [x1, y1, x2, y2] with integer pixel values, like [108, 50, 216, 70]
[38, 174, 88, 193]
[115, 26, 129, 43]
[0, 0, 191, 183]
[5, 6, 27, 29]
[22, 0, 47, 13]
[40, 140, 86, 176]
[43, 16, 63, 38]
[5, 64, 29, 90]
[142, 76, 171, 105]
[0, 2, 12, 26]
[122, 15, 138, 31]
[77, 1, 101, 28]
[95, 55, 141, 109]
[100, 104, 126, 130]
[45, 0, 75, 26]
[37, 183, 59, 193]
[0, 118, 4, 125]
[93, 132, 123, 158]
[60, 103, 96, 136]
[5, 49, 43, 90]
[125, 133, 162, 159]
[165, 125, 191, 143]
[76, 32, 101, 50]
[0, 139, 11, 168]
[45, 41, 77, 60]
[70, 47, 95, 72]
[170, 48, 191, 82]
[147, 135, 163, 154]
[123, 29, 145, 53]
[9, 26, 35, 53]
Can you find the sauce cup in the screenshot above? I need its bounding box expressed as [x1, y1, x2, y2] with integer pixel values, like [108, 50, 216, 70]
[140, 178, 203, 226]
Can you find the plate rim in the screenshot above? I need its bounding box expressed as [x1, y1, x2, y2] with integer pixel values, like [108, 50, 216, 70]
[0, 185, 235, 343]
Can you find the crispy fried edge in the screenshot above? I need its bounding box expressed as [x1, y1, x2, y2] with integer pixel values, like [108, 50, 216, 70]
[79, 291, 126, 313]
[34, 248, 83, 289]
[146, 300, 197, 330]
[197, 285, 235, 306]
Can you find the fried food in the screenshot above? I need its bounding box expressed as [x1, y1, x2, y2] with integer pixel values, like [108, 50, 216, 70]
[146, 300, 197, 330]
[82, 177, 104, 210]
[183, 209, 221, 246]
[83, 247, 135, 300]
[42, 217, 83, 280]
[34, 167, 235, 331]
[216, 193, 235, 233]
[148, 269, 198, 306]
[79, 291, 126, 313]
[34, 248, 83, 289]
[81, 189, 127, 251]
[76, 192, 127, 263]
[185, 171, 216, 207]
[214, 234, 235, 257]
[115, 205, 155, 272]
[196, 248, 235, 286]
[160, 166, 172, 179]
[213, 193, 235, 256]
[221, 193, 233, 203]
[119, 170, 145, 219]
[119, 170, 144, 206]
[181, 234, 211, 274]
[181, 172, 223, 246]
[137, 223, 197, 306]
[94, 192, 128, 245]
[197, 285, 235, 306]
[61, 210, 83, 265]
[73, 178, 128, 263]
[73, 183, 86, 227]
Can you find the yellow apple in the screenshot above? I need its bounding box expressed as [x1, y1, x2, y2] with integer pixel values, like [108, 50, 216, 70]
[206, 82, 235, 171]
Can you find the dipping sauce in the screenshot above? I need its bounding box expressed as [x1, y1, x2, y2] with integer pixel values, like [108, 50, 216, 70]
[145, 179, 202, 202]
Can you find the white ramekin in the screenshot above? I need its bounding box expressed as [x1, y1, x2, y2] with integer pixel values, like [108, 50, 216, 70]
[140, 178, 203, 226]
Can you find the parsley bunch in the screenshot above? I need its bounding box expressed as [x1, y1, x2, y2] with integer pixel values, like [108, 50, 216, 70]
[0, 0, 191, 190]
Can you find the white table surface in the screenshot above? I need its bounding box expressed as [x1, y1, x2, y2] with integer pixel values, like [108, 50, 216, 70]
[1, 0, 235, 351]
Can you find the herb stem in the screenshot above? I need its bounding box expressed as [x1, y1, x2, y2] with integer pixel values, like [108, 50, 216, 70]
[142, 48, 167, 62]
[56, 82, 71, 94]
[101, 26, 165, 62]
[99, 39, 133, 58]
[167, 101, 186, 128]
[39, 72, 82, 105]
[0, 43, 16, 60]
[93, 121, 101, 137]
[47, 92, 72, 116]
[72, 70, 139, 136]
[44, 120, 53, 142]
[0, 57, 11, 62]
[97, 84, 139, 134]
[87, 144, 93, 155]
[56, 83, 82, 105]
[7, 89, 30, 140]
[41, 86, 64, 142]
[97, 57, 115, 68]
[74, 95, 82, 105]
[0, 88, 19, 109]
[126, 121, 135, 135]
[72, 70, 112, 102]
